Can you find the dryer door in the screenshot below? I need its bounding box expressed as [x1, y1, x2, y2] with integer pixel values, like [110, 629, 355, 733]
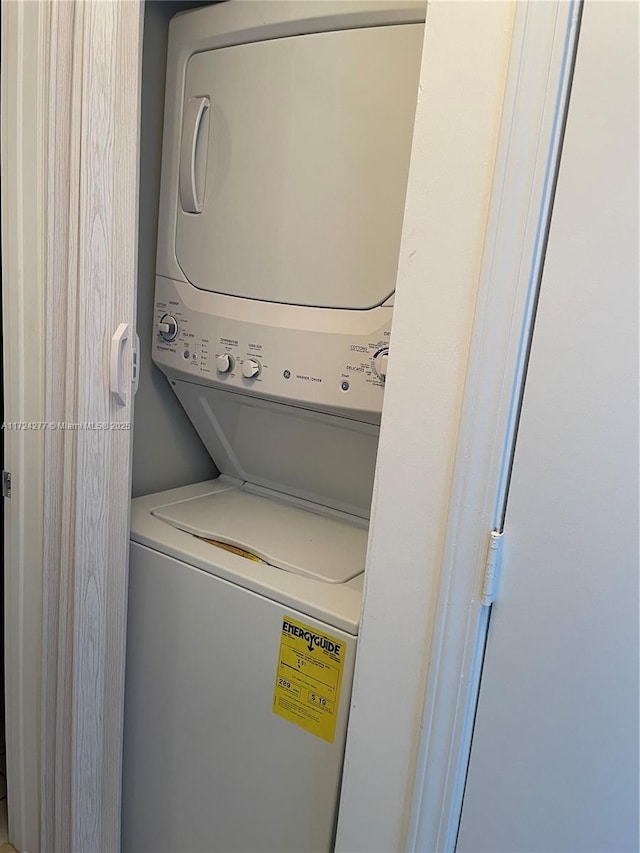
[175, 24, 423, 309]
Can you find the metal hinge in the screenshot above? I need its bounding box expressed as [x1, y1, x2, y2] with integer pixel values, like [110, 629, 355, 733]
[482, 530, 504, 606]
[2, 471, 12, 499]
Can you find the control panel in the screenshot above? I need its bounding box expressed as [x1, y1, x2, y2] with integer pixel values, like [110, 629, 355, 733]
[152, 276, 392, 421]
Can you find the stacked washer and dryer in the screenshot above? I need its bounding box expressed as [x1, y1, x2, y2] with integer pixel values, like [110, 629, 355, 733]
[122, 3, 425, 851]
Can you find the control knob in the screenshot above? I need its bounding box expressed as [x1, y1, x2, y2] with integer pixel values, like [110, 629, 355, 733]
[371, 348, 389, 382]
[158, 313, 179, 342]
[242, 358, 261, 379]
[216, 353, 234, 374]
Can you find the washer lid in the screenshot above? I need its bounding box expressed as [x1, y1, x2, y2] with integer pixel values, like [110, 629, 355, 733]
[151, 484, 368, 584]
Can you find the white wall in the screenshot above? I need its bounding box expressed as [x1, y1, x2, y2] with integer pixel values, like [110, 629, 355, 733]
[457, 1, 639, 848]
[336, 3, 516, 850]
[132, 0, 217, 498]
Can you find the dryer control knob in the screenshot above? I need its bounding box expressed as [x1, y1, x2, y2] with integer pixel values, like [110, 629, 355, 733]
[158, 314, 179, 342]
[371, 349, 389, 381]
[216, 353, 234, 374]
[242, 358, 261, 379]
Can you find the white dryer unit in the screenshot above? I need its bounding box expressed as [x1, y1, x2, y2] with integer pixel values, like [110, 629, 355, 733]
[122, 2, 424, 851]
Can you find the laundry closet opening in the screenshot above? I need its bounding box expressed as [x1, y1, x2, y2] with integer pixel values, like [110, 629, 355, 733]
[124, 3, 424, 851]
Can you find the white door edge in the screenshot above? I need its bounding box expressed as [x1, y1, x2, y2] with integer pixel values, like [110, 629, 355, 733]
[336, 4, 518, 850]
[406, 3, 581, 851]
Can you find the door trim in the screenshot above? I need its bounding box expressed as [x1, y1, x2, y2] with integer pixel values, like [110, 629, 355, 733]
[405, 3, 581, 850]
[336, 3, 519, 849]
[0, 2, 51, 849]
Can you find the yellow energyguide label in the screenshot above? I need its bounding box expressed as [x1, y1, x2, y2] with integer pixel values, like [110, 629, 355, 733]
[272, 615, 345, 743]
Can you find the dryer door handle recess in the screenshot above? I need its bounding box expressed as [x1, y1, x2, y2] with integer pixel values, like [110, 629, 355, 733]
[179, 95, 210, 214]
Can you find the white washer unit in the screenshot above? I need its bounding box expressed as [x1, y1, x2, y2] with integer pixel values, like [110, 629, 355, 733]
[122, 3, 424, 852]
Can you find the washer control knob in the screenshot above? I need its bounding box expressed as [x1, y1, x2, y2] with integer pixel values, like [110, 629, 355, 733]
[216, 353, 234, 374]
[371, 348, 389, 382]
[158, 314, 179, 342]
[242, 358, 261, 379]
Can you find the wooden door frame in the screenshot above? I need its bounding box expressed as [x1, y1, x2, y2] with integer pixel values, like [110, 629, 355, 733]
[2, 1, 143, 849]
